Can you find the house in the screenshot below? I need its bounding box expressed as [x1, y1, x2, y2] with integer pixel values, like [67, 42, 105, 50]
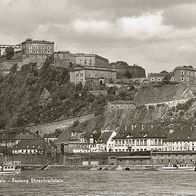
[12, 138, 48, 155]
[162, 125, 196, 151]
[164, 139, 196, 151]
[67, 132, 90, 153]
[112, 126, 166, 152]
[96, 130, 116, 152]
[54, 131, 71, 154]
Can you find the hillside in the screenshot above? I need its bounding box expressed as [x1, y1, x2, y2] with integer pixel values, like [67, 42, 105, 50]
[70, 84, 196, 140]
[0, 57, 106, 129]
[134, 84, 196, 105]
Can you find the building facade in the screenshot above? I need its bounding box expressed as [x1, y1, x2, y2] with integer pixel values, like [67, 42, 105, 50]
[69, 66, 116, 86]
[53, 51, 75, 68]
[74, 53, 109, 68]
[21, 38, 54, 56]
[113, 133, 165, 152]
[53, 52, 109, 68]
[173, 66, 196, 84]
[107, 101, 136, 110]
[163, 140, 196, 151]
[148, 72, 174, 83]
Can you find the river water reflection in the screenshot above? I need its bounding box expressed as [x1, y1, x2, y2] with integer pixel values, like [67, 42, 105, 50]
[0, 170, 196, 195]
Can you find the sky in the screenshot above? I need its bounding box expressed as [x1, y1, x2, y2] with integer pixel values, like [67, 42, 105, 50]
[0, 0, 196, 73]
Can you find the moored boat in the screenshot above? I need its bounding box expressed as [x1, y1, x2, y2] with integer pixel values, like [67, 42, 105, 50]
[158, 163, 195, 171]
[0, 161, 21, 175]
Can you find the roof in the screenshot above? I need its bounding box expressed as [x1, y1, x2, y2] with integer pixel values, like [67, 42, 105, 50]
[70, 66, 116, 72]
[98, 131, 113, 143]
[74, 53, 108, 62]
[14, 133, 35, 140]
[166, 125, 196, 141]
[21, 39, 54, 45]
[55, 131, 71, 144]
[13, 139, 47, 150]
[174, 66, 196, 71]
[113, 126, 166, 140]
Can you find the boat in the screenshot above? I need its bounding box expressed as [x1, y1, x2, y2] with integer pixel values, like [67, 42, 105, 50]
[0, 160, 21, 175]
[158, 163, 196, 171]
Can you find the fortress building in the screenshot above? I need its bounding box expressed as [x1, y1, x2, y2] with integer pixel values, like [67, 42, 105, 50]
[69, 66, 116, 87]
[21, 38, 54, 56]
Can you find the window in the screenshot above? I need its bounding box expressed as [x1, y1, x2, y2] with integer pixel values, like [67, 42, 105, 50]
[47, 50, 50, 53]
[157, 78, 161, 81]
[41, 46, 45, 49]
[181, 77, 184, 81]
[29, 50, 32, 53]
[28, 46, 32, 49]
[36, 50, 38, 53]
[181, 71, 184, 75]
[41, 50, 44, 53]
[35, 46, 38, 49]
[151, 78, 154, 81]
[80, 73, 83, 77]
[48, 46, 51, 49]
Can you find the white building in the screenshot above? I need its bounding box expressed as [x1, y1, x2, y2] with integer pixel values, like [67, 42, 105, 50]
[163, 140, 196, 151]
[112, 133, 165, 152]
[89, 130, 116, 153]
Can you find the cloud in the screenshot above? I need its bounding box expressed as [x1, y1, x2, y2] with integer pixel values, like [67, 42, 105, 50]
[72, 12, 173, 41]
[0, 0, 196, 73]
[163, 2, 196, 28]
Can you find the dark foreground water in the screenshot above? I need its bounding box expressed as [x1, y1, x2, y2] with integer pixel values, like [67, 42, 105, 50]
[0, 170, 196, 196]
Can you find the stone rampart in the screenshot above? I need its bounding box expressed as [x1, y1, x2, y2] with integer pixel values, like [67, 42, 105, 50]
[144, 98, 191, 108]
[26, 114, 95, 136]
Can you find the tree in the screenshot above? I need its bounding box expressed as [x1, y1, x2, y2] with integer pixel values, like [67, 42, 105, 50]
[124, 70, 132, 78]
[5, 47, 14, 60]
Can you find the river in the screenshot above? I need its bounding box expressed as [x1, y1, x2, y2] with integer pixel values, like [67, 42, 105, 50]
[0, 170, 196, 195]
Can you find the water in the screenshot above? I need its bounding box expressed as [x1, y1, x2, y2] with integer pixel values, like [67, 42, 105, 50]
[0, 170, 196, 195]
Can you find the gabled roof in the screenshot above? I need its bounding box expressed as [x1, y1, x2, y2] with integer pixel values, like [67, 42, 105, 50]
[55, 131, 71, 144]
[113, 126, 166, 140]
[13, 139, 47, 150]
[14, 132, 35, 140]
[98, 132, 113, 143]
[166, 125, 196, 141]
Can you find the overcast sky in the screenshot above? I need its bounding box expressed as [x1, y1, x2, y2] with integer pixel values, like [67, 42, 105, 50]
[0, 0, 196, 73]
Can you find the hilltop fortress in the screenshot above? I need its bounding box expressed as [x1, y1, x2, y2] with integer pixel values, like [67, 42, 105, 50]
[1, 38, 196, 88]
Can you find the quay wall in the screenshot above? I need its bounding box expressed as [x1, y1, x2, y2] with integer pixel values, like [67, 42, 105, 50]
[62, 151, 196, 166]
[0, 154, 50, 165]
